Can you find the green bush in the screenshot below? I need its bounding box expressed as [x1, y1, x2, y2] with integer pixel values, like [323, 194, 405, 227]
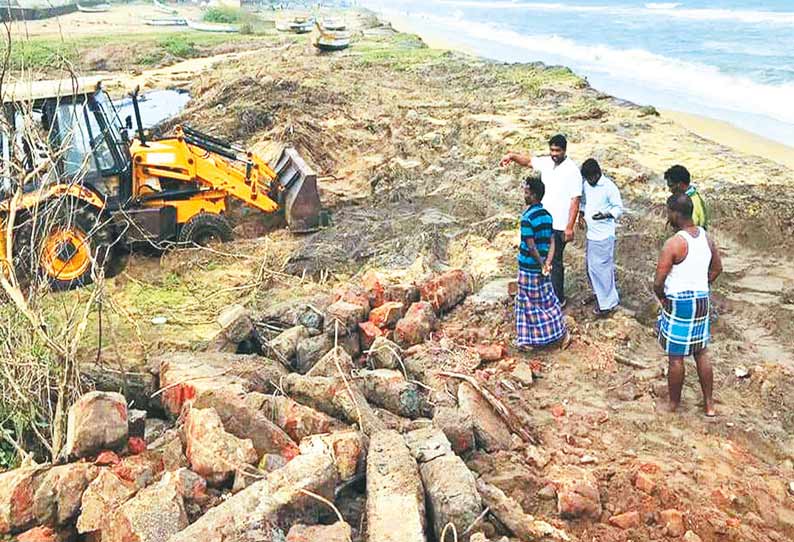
[203, 6, 244, 24]
[158, 34, 197, 58]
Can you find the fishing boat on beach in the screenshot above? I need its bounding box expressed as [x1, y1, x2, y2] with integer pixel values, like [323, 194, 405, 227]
[76, 2, 111, 12]
[321, 18, 346, 31]
[153, 0, 177, 15]
[186, 19, 238, 33]
[275, 13, 314, 34]
[145, 17, 187, 26]
[313, 22, 351, 52]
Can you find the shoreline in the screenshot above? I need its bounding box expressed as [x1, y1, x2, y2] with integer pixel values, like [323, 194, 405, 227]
[379, 10, 794, 171]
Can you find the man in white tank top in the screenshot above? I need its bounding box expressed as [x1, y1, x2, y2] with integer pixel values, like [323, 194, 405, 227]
[653, 194, 723, 416]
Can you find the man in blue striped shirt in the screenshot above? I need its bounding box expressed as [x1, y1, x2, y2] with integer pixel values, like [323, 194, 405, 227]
[515, 177, 569, 350]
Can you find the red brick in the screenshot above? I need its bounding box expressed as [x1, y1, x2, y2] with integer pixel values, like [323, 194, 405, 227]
[394, 302, 437, 347]
[369, 301, 404, 329]
[609, 511, 641, 529]
[419, 270, 472, 314]
[660, 509, 686, 537]
[474, 344, 505, 362]
[359, 321, 385, 350]
[95, 450, 121, 466]
[634, 471, 656, 494]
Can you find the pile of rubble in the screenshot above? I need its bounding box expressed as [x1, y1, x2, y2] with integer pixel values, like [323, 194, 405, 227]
[0, 269, 571, 542]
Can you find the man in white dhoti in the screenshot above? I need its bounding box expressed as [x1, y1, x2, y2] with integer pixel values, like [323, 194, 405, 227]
[580, 159, 623, 316]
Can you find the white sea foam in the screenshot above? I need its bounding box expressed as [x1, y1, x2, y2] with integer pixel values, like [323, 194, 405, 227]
[435, 1, 794, 26]
[401, 12, 794, 125]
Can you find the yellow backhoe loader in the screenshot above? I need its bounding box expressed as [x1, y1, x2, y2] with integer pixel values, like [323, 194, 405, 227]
[0, 78, 322, 290]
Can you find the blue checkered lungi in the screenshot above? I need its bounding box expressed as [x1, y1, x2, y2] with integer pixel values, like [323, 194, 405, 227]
[515, 269, 567, 346]
[657, 290, 710, 356]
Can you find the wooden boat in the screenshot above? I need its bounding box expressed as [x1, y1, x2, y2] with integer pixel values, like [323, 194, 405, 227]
[153, 0, 177, 15]
[186, 19, 238, 33]
[276, 13, 314, 34]
[313, 22, 350, 52]
[321, 18, 346, 31]
[145, 17, 188, 26]
[76, 2, 111, 12]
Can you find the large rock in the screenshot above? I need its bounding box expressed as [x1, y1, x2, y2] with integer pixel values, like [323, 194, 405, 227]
[33, 463, 99, 527]
[369, 302, 404, 329]
[299, 430, 364, 482]
[287, 521, 352, 542]
[405, 428, 482, 541]
[550, 466, 602, 520]
[384, 283, 420, 308]
[357, 369, 423, 418]
[0, 467, 46, 534]
[367, 336, 403, 370]
[284, 374, 387, 436]
[192, 388, 300, 460]
[306, 346, 355, 378]
[15, 526, 74, 542]
[77, 469, 138, 534]
[457, 382, 512, 452]
[184, 407, 258, 486]
[296, 334, 333, 374]
[112, 451, 166, 489]
[419, 270, 472, 314]
[359, 321, 385, 350]
[432, 406, 475, 456]
[168, 453, 338, 542]
[258, 295, 332, 330]
[325, 300, 367, 336]
[259, 395, 348, 442]
[207, 304, 256, 353]
[366, 431, 426, 542]
[394, 302, 437, 347]
[269, 325, 309, 366]
[103, 470, 188, 542]
[63, 391, 128, 459]
[157, 352, 288, 416]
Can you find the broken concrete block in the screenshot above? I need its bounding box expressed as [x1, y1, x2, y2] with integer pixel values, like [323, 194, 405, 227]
[184, 408, 258, 487]
[103, 471, 188, 542]
[306, 346, 355, 378]
[63, 391, 128, 460]
[457, 382, 512, 452]
[369, 301, 404, 329]
[287, 521, 352, 542]
[384, 283, 421, 308]
[296, 334, 333, 374]
[359, 321, 385, 350]
[357, 369, 423, 418]
[299, 430, 364, 482]
[33, 463, 99, 527]
[367, 336, 402, 369]
[405, 428, 482, 541]
[394, 301, 437, 347]
[168, 453, 337, 542]
[207, 304, 256, 352]
[339, 331, 362, 359]
[193, 388, 300, 460]
[77, 469, 138, 534]
[0, 467, 47, 534]
[476, 478, 569, 541]
[326, 300, 367, 336]
[419, 270, 472, 314]
[284, 374, 386, 436]
[432, 406, 475, 456]
[269, 325, 309, 366]
[366, 431, 426, 542]
[259, 394, 348, 442]
[361, 270, 386, 308]
[550, 466, 602, 520]
[112, 451, 166, 489]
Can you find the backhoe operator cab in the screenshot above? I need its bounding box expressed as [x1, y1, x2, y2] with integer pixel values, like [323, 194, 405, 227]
[0, 77, 322, 290]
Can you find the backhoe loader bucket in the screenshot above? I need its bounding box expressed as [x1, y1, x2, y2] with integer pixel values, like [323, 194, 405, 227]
[274, 148, 322, 233]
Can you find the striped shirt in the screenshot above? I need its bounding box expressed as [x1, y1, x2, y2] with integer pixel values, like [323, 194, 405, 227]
[518, 203, 553, 273]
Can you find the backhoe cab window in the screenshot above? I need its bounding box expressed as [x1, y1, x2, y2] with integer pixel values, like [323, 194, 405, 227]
[57, 98, 117, 177]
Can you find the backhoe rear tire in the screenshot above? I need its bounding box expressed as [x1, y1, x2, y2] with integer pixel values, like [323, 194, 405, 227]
[178, 212, 233, 246]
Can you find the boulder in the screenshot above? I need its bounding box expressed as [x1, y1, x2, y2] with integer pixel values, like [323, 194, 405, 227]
[184, 408, 258, 486]
[287, 521, 352, 542]
[0, 467, 46, 534]
[103, 471, 188, 542]
[367, 336, 402, 370]
[296, 334, 333, 374]
[192, 388, 300, 460]
[366, 431, 426, 542]
[306, 346, 355, 378]
[33, 463, 99, 526]
[63, 391, 128, 459]
[168, 453, 338, 542]
[394, 302, 437, 347]
[369, 302, 404, 329]
[269, 325, 309, 367]
[207, 304, 256, 353]
[259, 394, 348, 442]
[432, 406, 475, 456]
[419, 270, 472, 314]
[77, 469, 138, 534]
[457, 382, 512, 452]
[299, 430, 364, 482]
[325, 300, 367, 336]
[550, 466, 602, 520]
[112, 451, 166, 489]
[357, 369, 423, 418]
[284, 374, 387, 436]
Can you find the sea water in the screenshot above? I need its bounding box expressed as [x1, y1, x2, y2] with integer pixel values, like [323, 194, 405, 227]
[358, 0, 794, 146]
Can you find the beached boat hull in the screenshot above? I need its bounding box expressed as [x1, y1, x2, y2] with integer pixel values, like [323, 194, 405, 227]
[76, 2, 111, 12]
[314, 38, 351, 52]
[186, 19, 238, 33]
[153, 0, 177, 15]
[145, 17, 188, 26]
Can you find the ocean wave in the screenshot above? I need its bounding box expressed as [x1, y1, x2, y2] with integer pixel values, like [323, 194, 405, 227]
[436, 1, 794, 25]
[403, 12, 794, 124]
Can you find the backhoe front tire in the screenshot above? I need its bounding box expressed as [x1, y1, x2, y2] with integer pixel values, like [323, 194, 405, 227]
[178, 213, 233, 246]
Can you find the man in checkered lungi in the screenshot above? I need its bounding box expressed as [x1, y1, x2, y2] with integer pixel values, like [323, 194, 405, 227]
[514, 177, 569, 351]
[654, 193, 723, 416]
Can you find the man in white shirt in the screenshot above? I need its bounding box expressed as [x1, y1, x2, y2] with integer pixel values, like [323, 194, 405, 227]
[500, 134, 582, 307]
[579, 159, 623, 315]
